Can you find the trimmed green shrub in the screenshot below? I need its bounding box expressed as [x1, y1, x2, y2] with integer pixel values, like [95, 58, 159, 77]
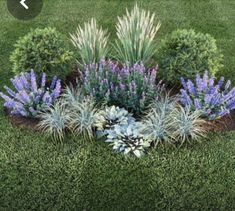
[10, 27, 74, 79]
[158, 29, 223, 85]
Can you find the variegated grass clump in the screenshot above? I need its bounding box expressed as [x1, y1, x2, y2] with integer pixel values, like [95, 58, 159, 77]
[70, 98, 104, 141]
[114, 4, 161, 66]
[38, 101, 71, 141]
[172, 107, 206, 144]
[70, 18, 109, 66]
[38, 86, 104, 141]
[140, 95, 207, 146]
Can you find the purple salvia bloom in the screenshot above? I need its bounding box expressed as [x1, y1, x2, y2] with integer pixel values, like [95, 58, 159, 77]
[218, 76, 225, 88]
[180, 77, 187, 90]
[50, 76, 58, 90]
[19, 90, 31, 103]
[4, 86, 16, 98]
[204, 94, 212, 105]
[187, 80, 196, 95]
[41, 72, 46, 90]
[52, 79, 61, 98]
[1, 71, 59, 117]
[30, 70, 37, 92]
[194, 99, 202, 109]
[42, 91, 52, 104]
[209, 76, 215, 87]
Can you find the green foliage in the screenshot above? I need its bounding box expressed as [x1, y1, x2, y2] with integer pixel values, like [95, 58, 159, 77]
[114, 4, 161, 66]
[70, 18, 109, 66]
[158, 29, 223, 85]
[10, 27, 74, 79]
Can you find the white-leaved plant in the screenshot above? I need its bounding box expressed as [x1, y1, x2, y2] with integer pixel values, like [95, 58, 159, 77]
[106, 122, 150, 158]
[114, 4, 161, 66]
[70, 18, 109, 66]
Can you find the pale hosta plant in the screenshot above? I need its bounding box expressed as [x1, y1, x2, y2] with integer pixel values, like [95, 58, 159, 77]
[38, 100, 71, 141]
[114, 4, 161, 66]
[96, 106, 135, 136]
[70, 18, 109, 66]
[106, 122, 150, 158]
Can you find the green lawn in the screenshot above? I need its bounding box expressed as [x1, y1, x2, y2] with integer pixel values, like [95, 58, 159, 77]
[0, 0, 235, 210]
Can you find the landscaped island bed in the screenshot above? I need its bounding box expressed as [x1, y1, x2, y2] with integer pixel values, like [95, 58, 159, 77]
[0, 0, 235, 210]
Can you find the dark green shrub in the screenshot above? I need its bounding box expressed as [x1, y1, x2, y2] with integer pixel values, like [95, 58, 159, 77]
[158, 29, 223, 85]
[10, 27, 74, 79]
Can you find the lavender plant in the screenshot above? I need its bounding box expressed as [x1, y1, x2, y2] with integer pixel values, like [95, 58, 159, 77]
[0, 70, 61, 117]
[179, 71, 235, 120]
[81, 60, 163, 114]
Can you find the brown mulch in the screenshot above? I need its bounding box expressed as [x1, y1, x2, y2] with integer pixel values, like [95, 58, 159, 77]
[4, 108, 40, 131]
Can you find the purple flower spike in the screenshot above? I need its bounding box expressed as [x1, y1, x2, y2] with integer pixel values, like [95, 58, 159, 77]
[0, 71, 61, 117]
[179, 71, 235, 120]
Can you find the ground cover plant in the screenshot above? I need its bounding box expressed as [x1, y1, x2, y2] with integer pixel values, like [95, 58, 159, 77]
[1, 0, 235, 210]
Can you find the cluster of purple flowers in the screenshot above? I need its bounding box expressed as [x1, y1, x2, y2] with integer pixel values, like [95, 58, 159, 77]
[179, 71, 235, 120]
[0, 70, 61, 117]
[82, 60, 163, 114]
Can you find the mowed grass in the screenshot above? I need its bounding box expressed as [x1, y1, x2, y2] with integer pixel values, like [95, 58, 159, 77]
[0, 0, 235, 210]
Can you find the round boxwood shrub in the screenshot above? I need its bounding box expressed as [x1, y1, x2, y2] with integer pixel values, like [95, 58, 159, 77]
[10, 27, 74, 79]
[157, 29, 223, 86]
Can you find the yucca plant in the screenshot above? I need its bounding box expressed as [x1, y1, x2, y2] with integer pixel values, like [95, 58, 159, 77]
[172, 107, 206, 144]
[69, 98, 104, 141]
[114, 4, 161, 66]
[38, 101, 71, 141]
[70, 18, 109, 66]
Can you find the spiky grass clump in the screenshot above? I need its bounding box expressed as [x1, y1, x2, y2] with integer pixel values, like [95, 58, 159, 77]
[70, 18, 109, 66]
[61, 85, 85, 107]
[114, 4, 161, 66]
[69, 98, 104, 141]
[140, 95, 206, 146]
[172, 107, 206, 144]
[38, 101, 71, 141]
[141, 95, 177, 145]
